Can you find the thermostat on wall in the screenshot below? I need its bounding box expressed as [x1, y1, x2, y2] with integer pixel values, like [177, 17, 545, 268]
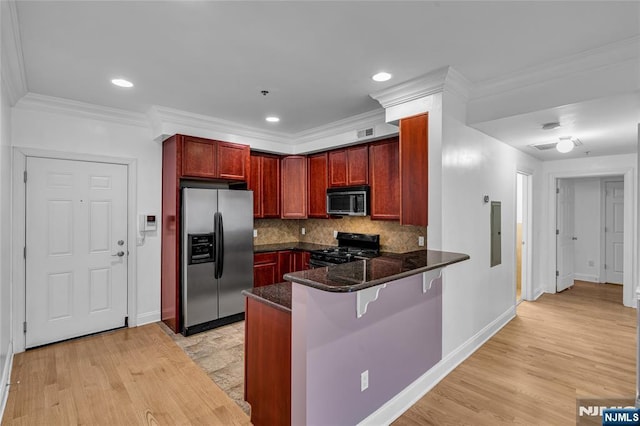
[140, 214, 157, 232]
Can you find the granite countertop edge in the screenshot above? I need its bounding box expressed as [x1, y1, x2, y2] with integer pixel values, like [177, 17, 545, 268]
[243, 289, 292, 313]
[283, 251, 470, 293]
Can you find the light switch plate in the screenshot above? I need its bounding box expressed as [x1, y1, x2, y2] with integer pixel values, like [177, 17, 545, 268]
[253, 229, 258, 238]
[361, 370, 369, 391]
[301, 227, 306, 235]
[333, 230, 338, 238]
[418, 236, 425, 247]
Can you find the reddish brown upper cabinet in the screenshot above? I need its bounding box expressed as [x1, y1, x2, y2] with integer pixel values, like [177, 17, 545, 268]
[217, 141, 250, 181]
[369, 138, 400, 221]
[307, 152, 329, 218]
[281, 156, 307, 219]
[181, 135, 249, 181]
[328, 145, 369, 187]
[161, 134, 250, 333]
[182, 136, 218, 179]
[399, 114, 428, 226]
[248, 153, 280, 218]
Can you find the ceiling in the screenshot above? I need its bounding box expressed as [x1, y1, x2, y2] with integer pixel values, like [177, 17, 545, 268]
[10, 1, 640, 158]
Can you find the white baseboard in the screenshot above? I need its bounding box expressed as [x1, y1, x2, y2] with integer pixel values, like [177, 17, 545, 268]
[532, 288, 544, 300]
[574, 274, 599, 283]
[136, 310, 160, 326]
[358, 306, 516, 425]
[0, 341, 14, 423]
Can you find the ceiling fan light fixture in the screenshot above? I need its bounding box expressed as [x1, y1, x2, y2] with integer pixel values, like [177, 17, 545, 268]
[556, 137, 574, 153]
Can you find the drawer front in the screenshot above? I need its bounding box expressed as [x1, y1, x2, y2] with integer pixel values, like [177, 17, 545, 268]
[254, 252, 278, 265]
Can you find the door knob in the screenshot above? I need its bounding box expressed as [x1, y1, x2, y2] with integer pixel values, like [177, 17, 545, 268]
[112, 251, 125, 257]
[117, 240, 125, 246]
[572, 237, 578, 241]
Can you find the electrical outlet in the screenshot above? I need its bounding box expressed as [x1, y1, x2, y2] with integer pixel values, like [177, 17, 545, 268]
[361, 370, 369, 391]
[333, 230, 338, 238]
[253, 229, 258, 238]
[301, 227, 306, 235]
[418, 236, 425, 247]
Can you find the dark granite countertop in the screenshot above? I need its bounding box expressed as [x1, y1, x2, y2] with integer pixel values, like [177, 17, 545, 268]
[254, 242, 333, 253]
[242, 281, 292, 313]
[283, 250, 469, 292]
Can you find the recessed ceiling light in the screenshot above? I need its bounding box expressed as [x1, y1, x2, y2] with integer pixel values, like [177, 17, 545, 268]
[556, 137, 574, 153]
[265, 116, 280, 123]
[372, 72, 392, 82]
[111, 78, 134, 88]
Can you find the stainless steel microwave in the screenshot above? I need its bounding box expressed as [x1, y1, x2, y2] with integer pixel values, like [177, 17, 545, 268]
[326, 186, 369, 216]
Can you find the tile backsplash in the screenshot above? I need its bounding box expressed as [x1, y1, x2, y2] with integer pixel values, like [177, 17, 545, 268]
[254, 217, 427, 253]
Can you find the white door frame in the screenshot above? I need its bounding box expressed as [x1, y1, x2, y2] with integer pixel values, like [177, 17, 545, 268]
[545, 167, 636, 307]
[516, 170, 533, 301]
[12, 147, 138, 353]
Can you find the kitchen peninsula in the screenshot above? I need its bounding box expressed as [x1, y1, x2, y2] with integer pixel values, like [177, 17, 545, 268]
[244, 249, 469, 426]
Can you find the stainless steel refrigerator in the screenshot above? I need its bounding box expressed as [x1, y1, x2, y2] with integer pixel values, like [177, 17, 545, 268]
[181, 188, 253, 335]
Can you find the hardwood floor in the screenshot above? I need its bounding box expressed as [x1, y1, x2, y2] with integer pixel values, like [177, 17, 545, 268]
[395, 281, 636, 425]
[2, 324, 250, 425]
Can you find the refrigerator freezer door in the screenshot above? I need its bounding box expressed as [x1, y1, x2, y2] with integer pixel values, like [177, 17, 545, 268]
[182, 188, 218, 328]
[217, 190, 254, 318]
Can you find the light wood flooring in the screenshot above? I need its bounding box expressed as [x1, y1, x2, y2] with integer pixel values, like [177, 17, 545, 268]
[2, 324, 250, 425]
[395, 281, 636, 425]
[2, 281, 634, 425]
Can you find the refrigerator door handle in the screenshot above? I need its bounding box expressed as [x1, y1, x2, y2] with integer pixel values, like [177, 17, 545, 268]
[217, 213, 224, 278]
[213, 212, 220, 279]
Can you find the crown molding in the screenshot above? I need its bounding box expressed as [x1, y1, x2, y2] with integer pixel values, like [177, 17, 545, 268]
[472, 35, 640, 100]
[292, 108, 386, 145]
[369, 67, 451, 109]
[14, 93, 149, 127]
[147, 105, 292, 144]
[1, 0, 28, 105]
[443, 66, 472, 102]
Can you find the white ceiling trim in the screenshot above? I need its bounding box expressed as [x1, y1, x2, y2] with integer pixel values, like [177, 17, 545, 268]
[472, 35, 640, 100]
[1, 0, 28, 105]
[293, 109, 386, 145]
[15, 93, 149, 128]
[369, 66, 451, 109]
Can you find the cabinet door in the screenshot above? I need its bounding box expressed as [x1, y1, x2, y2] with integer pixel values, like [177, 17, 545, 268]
[281, 156, 307, 219]
[254, 263, 278, 288]
[328, 150, 347, 187]
[307, 153, 329, 218]
[182, 137, 217, 178]
[261, 155, 280, 218]
[346, 145, 369, 186]
[277, 251, 294, 281]
[369, 138, 400, 220]
[293, 251, 310, 271]
[254, 252, 278, 287]
[217, 141, 250, 181]
[399, 114, 428, 226]
[248, 154, 262, 218]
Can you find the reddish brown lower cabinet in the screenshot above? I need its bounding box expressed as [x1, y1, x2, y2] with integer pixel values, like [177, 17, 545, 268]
[245, 296, 291, 426]
[253, 252, 278, 288]
[399, 114, 429, 226]
[369, 138, 400, 220]
[294, 251, 310, 271]
[277, 251, 294, 281]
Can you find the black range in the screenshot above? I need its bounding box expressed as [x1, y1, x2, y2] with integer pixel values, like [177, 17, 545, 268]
[308, 232, 380, 267]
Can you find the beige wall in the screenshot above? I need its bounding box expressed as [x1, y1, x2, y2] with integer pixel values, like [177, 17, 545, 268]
[254, 217, 427, 253]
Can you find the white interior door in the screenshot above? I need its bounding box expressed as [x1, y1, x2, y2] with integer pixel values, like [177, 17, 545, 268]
[25, 157, 128, 348]
[556, 179, 575, 292]
[605, 181, 624, 284]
